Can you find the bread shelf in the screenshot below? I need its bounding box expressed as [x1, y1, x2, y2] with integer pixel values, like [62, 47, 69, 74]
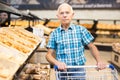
[13, 43, 41, 80]
[0, 27, 41, 80]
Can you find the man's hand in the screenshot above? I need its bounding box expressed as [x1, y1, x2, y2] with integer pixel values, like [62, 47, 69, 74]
[56, 61, 67, 71]
[96, 61, 106, 70]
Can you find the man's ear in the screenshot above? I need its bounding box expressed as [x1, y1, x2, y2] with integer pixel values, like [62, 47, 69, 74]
[72, 12, 74, 18]
[56, 14, 59, 18]
[72, 12, 74, 16]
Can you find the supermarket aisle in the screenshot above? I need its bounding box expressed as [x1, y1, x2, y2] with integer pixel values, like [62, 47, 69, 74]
[50, 49, 120, 80]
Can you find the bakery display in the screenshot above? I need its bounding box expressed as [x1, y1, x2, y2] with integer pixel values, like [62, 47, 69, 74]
[0, 58, 19, 80]
[18, 63, 50, 80]
[80, 23, 93, 29]
[0, 27, 41, 80]
[0, 45, 27, 65]
[0, 27, 41, 54]
[112, 43, 120, 53]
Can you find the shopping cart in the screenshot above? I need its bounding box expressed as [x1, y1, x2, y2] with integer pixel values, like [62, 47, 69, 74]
[54, 64, 119, 80]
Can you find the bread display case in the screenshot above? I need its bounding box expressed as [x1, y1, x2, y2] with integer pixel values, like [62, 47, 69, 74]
[80, 19, 120, 51]
[17, 63, 51, 80]
[95, 20, 120, 43]
[0, 27, 41, 80]
[0, 58, 20, 80]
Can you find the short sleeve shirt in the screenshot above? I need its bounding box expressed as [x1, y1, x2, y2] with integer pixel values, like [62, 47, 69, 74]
[47, 23, 94, 65]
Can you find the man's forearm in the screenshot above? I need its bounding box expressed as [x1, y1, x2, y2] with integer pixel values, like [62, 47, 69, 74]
[46, 52, 58, 65]
[88, 43, 101, 63]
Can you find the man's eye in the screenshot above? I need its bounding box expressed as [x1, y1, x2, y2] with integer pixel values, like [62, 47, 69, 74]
[66, 12, 69, 14]
[60, 12, 64, 15]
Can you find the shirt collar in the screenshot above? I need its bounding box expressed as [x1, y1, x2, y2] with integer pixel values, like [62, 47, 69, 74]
[59, 23, 73, 31]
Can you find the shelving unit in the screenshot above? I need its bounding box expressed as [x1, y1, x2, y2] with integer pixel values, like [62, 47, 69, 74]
[13, 43, 41, 80]
[0, 2, 51, 79]
[79, 19, 120, 51]
[0, 27, 41, 80]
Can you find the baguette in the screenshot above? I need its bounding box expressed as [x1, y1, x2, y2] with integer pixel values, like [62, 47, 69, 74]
[0, 33, 31, 53]
[2, 29, 35, 48]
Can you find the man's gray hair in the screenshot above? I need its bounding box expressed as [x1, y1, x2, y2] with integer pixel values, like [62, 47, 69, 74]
[57, 3, 74, 14]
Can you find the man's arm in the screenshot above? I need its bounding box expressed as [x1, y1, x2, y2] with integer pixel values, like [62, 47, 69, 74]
[46, 48, 67, 70]
[87, 42, 106, 70]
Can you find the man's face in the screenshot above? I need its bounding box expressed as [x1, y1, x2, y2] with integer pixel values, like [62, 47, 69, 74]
[57, 5, 74, 25]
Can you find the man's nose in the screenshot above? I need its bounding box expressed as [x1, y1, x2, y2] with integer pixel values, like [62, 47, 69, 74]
[63, 13, 67, 17]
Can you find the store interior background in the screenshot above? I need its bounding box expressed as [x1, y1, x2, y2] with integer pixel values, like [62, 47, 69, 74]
[22, 3, 120, 79]
[0, 0, 120, 80]
[22, 9, 120, 20]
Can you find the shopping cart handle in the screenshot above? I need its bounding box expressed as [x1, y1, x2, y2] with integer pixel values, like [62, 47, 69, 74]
[54, 65, 58, 70]
[108, 64, 115, 70]
[54, 64, 115, 70]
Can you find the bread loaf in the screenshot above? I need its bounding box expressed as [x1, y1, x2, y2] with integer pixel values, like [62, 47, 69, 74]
[0, 27, 41, 54]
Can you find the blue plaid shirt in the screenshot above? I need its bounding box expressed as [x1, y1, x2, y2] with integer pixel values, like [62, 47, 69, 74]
[47, 23, 94, 66]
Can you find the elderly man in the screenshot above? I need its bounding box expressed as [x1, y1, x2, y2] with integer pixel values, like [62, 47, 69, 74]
[46, 3, 106, 80]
